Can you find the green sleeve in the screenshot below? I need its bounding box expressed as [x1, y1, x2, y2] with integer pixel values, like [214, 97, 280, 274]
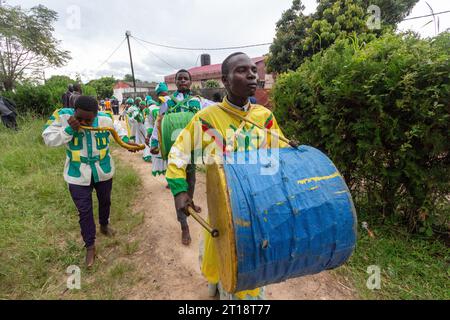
[166, 178, 188, 196]
[64, 126, 74, 135]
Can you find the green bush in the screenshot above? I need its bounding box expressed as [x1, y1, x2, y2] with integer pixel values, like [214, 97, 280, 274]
[87, 76, 115, 99]
[2, 76, 97, 117]
[204, 79, 220, 88]
[272, 32, 450, 233]
[3, 84, 54, 116]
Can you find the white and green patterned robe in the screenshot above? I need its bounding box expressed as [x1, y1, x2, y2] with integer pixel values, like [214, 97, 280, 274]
[146, 103, 167, 176]
[42, 108, 128, 186]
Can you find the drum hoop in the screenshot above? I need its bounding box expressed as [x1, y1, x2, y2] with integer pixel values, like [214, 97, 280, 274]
[221, 164, 238, 293]
[207, 163, 238, 293]
[157, 115, 166, 160]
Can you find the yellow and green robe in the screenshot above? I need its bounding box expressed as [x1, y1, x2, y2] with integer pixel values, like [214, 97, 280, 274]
[150, 91, 214, 148]
[165, 96, 288, 299]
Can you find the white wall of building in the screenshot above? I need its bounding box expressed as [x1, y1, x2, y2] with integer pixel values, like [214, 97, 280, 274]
[113, 87, 150, 103]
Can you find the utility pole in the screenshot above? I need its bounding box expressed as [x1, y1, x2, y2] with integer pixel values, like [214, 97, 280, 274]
[125, 30, 137, 94]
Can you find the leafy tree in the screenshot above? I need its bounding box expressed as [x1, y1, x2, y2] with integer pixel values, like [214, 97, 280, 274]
[45, 75, 75, 106]
[123, 74, 140, 83]
[0, 4, 71, 90]
[45, 75, 74, 88]
[267, 0, 418, 73]
[272, 32, 450, 233]
[3, 74, 98, 116]
[81, 84, 97, 98]
[363, 0, 419, 25]
[87, 76, 115, 99]
[2, 83, 53, 115]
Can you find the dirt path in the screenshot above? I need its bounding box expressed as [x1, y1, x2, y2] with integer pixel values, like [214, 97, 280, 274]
[112, 147, 357, 300]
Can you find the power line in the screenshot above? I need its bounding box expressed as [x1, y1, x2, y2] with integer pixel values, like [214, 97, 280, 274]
[97, 37, 126, 69]
[108, 9, 449, 64]
[132, 37, 178, 70]
[131, 35, 271, 51]
[97, 8, 449, 73]
[195, 54, 201, 67]
[403, 10, 450, 21]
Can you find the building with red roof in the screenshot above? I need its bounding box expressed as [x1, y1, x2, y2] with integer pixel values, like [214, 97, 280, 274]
[164, 56, 274, 91]
[113, 80, 157, 103]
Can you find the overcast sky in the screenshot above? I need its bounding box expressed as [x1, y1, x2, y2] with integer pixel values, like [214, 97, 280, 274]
[5, 0, 450, 83]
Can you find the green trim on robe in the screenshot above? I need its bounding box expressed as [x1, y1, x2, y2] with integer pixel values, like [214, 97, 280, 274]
[167, 177, 188, 196]
[152, 170, 166, 177]
[65, 126, 74, 136]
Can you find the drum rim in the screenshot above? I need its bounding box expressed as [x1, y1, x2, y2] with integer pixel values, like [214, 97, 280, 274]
[157, 115, 166, 160]
[207, 163, 238, 293]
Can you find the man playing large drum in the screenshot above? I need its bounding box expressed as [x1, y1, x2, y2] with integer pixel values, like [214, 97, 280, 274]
[165, 52, 288, 299]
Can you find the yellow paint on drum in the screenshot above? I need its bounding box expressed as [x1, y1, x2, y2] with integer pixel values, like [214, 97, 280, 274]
[297, 171, 340, 185]
[206, 163, 237, 293]
[234, 218, 251, 227]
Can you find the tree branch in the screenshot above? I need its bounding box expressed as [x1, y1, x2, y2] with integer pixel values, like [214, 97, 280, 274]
[0, 49, 7, 76]
[11, 45, 28, 74]
[14, 55, 46, 80]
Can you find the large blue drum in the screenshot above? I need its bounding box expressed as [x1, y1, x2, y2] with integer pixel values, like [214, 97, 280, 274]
[206, 146, 357, 293]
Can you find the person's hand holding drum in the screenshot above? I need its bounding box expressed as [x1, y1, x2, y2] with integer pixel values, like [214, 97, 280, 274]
[289, 139, 300, 148]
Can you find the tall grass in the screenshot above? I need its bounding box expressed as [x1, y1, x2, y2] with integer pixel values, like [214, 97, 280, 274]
[335, 212, 449, 300]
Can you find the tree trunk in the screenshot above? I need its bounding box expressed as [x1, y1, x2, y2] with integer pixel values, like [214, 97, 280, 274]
[3, 78, 14, 91]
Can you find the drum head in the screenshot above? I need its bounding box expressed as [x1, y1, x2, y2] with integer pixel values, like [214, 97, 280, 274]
[206, 163, 237, 293]
[161, 112, 195, 160]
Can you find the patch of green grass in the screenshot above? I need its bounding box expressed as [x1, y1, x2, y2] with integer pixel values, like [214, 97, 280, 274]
[0, 115, 142, 299]
[108, 260, 135, 280]
[334, 213, 449, 300]
[122, 241, 140, 256]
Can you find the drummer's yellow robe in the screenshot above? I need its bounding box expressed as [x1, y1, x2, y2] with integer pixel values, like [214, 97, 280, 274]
[166, 96, 288, 299]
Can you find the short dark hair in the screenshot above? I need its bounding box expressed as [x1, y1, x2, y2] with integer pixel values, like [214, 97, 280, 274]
[74, 96, 98, 113]
[73, 83, 82, 92]
[221, 52, 246, 76]
[212, 92, 222, 102]
[175, 69, 191, 80]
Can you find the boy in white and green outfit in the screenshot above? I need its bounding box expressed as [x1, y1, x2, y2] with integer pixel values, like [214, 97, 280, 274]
[42, 96, 136, 268]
